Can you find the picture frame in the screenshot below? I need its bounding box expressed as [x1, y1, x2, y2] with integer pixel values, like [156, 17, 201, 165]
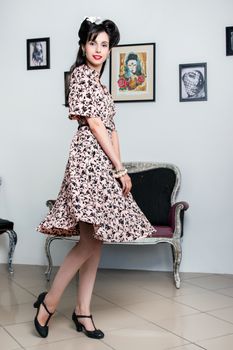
[26, 37, 50, 70]
[64, 71, 71, 107]
[109, 43, 155, 102]
[226, 26, 233, 56]
[179, 63, 207, 102]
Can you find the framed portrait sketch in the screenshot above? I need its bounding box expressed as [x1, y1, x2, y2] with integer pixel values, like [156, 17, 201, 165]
[64, 71, 71, 107]
[26, 37, 50, 70]
[109, 43, 155, 102]
[179, 63, 207, 102]
[226, 26, 233, 56]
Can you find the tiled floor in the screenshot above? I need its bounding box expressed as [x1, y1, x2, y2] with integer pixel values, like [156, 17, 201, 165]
[1, 264, 233, 350]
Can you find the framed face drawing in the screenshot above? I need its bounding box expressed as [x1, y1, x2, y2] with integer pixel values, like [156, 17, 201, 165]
[226, 26, 233, 56]
[109, 43, 156, 102]
[26, 37, 50, 70]
[179, 63, 207, 102]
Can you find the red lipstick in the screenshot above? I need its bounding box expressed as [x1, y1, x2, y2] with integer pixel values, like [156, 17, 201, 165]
[93, 55, 102, 60]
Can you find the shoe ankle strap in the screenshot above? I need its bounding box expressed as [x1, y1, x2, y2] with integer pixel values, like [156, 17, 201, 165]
[76, 314, 92, 318]
[42, 301, 54, 316]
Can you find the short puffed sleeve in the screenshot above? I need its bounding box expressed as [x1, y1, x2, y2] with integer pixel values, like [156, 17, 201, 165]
[68, 67, 102, 120]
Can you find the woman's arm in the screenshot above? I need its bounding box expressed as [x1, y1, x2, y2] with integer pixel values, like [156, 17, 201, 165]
[86, 117, 132, 196]
[111, 130, 121, 161]
[86, 117, 122, 170]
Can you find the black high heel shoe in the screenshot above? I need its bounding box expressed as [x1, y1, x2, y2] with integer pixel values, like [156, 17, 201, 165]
[33, 292, 54, 338]
[72, 311, 104, 339]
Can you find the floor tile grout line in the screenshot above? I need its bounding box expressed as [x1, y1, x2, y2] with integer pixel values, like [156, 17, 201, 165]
[165, 341, 207, 350]
[213, 288, 233, 298]
[56, 291, 193, 343]
[167, 298, 233, 318]
[2, 326, 25, 349]
[2, 266, 233, 349]
[98, 298, 204, 345]
[203, 310, 233, 325]
[166, 341, 207, 350]
[94, 288, 202, 315]
[193, 331, 233, 346]
[182, 279, 233, 290]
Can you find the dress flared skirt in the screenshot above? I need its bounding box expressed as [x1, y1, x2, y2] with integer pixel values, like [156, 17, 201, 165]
[37, 128, 155, 242]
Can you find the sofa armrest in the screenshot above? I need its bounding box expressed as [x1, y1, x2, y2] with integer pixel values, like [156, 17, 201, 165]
[168, 201, 189, 237]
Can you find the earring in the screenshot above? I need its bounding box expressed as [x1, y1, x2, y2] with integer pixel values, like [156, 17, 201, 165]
[82, 50, 86, 56]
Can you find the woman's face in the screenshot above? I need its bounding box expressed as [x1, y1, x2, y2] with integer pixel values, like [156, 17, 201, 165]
[83, 31, 110, 70]
[127, 59, 137, 74]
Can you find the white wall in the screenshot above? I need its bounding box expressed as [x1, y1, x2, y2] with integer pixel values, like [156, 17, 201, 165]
[1, 0, 233, 273]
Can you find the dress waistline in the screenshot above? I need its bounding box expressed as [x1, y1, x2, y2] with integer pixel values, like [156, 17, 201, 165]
[78, 124, 112, 131]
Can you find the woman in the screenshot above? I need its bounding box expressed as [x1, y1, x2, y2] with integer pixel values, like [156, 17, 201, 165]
[34, 16, 155, 340]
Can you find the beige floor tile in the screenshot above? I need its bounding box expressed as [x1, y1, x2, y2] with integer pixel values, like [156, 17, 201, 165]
[185, 275, 233, 290]
[0, 327, 21, 349]
[216, 287, 233, 297]
[221, 273, 233, 280]
[103, 321, 188, 350]
[208, 306, 233, 323]
[94, 279, 162, 306]
[156, 313, 233, 342]
[0, 283, 35, 306]
[99, 268, 173, 287]
[86, 306, 147, 332]
[10, 265, 62, 289]
[166, 344, 205, 349]
[180, 272, 213, 280]
[24, 336, 112, 350]
[173, 290, 233, 312]
[0, 275, 17, 290]
[123, 297, 198, 322]
[0, 302, 36, 326]
[5, 316, 81, 347]
[142, 280, 207, 298]
[197, 333, 233, 350]
[0, 263, 9, 274]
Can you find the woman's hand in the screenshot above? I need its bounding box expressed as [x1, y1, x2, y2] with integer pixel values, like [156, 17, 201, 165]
[119, 173, 132, 197]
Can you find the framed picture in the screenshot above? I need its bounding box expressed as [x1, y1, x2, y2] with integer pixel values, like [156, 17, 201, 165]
[226, 26, 233, 56]
[109, 43, 155, 102]
[179, 63, 207, 102]
[26, 37, 50, 70]
[64, 71, 71, 107]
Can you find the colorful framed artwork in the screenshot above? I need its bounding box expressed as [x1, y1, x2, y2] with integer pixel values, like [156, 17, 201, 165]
[26, 37, 50, 70]
[179, 63, 207, 102]
[226, 26, 233, 56]
[109, 43, 156, 102]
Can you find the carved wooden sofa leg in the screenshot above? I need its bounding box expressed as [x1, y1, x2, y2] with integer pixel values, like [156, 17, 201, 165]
[171, 240, 182, 289]
[7, 229, 17, 274]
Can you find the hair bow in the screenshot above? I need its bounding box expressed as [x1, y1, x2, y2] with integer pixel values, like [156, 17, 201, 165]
[84, 16, 102, 24]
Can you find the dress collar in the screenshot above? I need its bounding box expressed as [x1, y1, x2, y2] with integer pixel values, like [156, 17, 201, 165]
[83, 63, 100, 79]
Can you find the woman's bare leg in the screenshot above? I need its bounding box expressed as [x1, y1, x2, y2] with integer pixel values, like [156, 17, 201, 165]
[36, 222, 102, 326]
[74, 234, 103, 330]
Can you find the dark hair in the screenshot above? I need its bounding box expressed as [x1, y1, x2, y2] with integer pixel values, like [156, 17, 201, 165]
[70, 18, 120, 77]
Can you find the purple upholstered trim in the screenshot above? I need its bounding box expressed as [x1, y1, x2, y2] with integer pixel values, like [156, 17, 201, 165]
[168, 201, 189, 231]
[151, 226, 173, 238]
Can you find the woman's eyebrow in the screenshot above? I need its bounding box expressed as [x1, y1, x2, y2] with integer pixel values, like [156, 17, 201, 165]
[90, 39, 109, 44]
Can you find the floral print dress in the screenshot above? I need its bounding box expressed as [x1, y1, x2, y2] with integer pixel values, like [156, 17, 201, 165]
[37, 64, 155, 242]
